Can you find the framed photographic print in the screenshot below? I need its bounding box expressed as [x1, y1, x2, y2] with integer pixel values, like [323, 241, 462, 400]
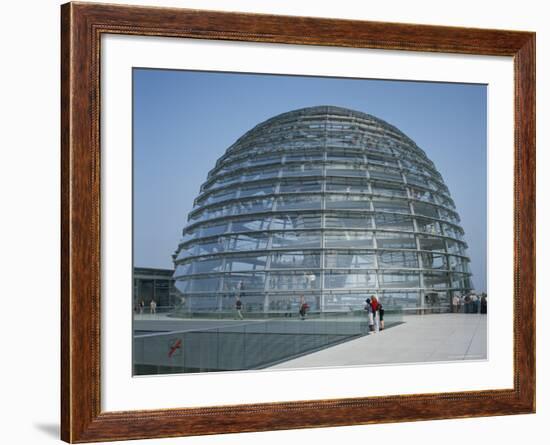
[61, 2, 535, 442]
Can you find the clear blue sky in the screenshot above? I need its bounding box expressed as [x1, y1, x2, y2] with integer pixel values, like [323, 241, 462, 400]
[133, 69, 487, 292]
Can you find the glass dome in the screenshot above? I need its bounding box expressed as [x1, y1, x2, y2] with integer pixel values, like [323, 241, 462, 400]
[173, 106, 472, 313]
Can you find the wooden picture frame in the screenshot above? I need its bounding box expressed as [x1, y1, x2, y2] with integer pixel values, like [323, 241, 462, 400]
[61, 2, 535, 442]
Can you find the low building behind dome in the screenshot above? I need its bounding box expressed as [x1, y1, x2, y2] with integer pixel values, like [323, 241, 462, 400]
[172, 106, 473, 314]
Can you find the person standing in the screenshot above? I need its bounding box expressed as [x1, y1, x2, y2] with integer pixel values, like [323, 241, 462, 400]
[471, 293, 479, 314]
[379, 302, 385, 331]
[481, 295, 488, 314]
[235, 296, 244, 320]
[299, 295, 308, 320]
[464, 294, 471, 313]
[365, 298, 374, 332]
[150, 299, 157, 315]
[371, 295, 380, 333]
[139, 299, 145, 315]
[452, 294, 460, 313]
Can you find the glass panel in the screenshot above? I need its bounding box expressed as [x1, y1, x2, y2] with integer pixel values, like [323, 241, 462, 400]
[367, 154, 398, 167]
[223, 273, 266, 291]
[449, 273, 465, 288]
[324, 231, 374, 248]
[324, 293, 367, 311]
[376, 232, 416, 249]
[324, 271, 376, 289]
[415, 218, 442, 235]
[326, 152, 364, 163]
[225, 256, 267, 272]
[409, 187, 437, 204]
[326, 177, 369, 193]
[418, 235, 446, 252]
[174, 262, 192, 277]
[185, 276, 221, 292]
[326, 164, 367, 177]
[230, 217, 271, 232]
[279, 179, 322, 193]
[211, 173, 240, 188]
[325, 213, 373, 229]
[424, 272, 449, 289]
[276, 195, 322, 210]
[446, 239, 465, 255]
[441, 223, 464, 240]
[243, 168, 278, 181]
[175, 279, 192, 293]
[285, 152, 324, 162]
[400, 158, 422, 173]
[378, 251, 419, 268]
[271, 231, 321, 249]
[270, 251, 321, 269]
[372, 198, 410, 213]
[325, 252, 375, 268]
[175, 244, 198, 260]
[378, 273, 420, 288]
[267, 272, 320, 290]
[217, 159, 248, 174]
[414, 201, 439, 219]
[203, 204, 233, 220]
[181, 228, 199, 243]
[208, 188, 238, 204]
[374, 213, 414, 231]
[239, 184, 275, 198]
[379, 291, 419, 308]
[249, 155, 280, 166]
[281, 164, 322, 177]
[326, 136, 357, 147]
[270, 215, 322, 230]
[371, 182, 407, 198]
[225, 233, 269, 251]
[447, 254, 461, 272]
[438, 195, 456, 209]
[234, 198, 274, 214]
[420, 252, 447, 270]
[325, 194, 371, 210]
[406, 173, 430, 187]
[200, 223, 227, 237]
[439, 208, 459, 223]
[193, 258, 224, 274]
[196, 239, 226, 256]
[369, 167, 402, 182]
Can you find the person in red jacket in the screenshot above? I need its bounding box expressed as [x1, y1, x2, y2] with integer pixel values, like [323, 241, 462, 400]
[299, 295, 309, 320]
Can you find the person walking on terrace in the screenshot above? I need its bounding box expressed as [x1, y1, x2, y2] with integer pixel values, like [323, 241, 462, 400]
[235, 296, 244, 320]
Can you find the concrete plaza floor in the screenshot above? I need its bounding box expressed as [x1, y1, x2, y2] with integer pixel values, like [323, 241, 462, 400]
[269, 313, 487, 369]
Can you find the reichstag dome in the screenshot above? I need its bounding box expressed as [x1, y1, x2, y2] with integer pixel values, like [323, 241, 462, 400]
[173, 106, 472, 314]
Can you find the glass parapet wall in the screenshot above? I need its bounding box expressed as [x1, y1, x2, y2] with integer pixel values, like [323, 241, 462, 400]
[173, 106, 473, 314]
[134, 312, 403, 375]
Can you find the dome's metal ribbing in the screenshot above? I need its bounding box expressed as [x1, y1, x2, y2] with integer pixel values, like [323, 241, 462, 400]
[173, 105, 472, 313]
